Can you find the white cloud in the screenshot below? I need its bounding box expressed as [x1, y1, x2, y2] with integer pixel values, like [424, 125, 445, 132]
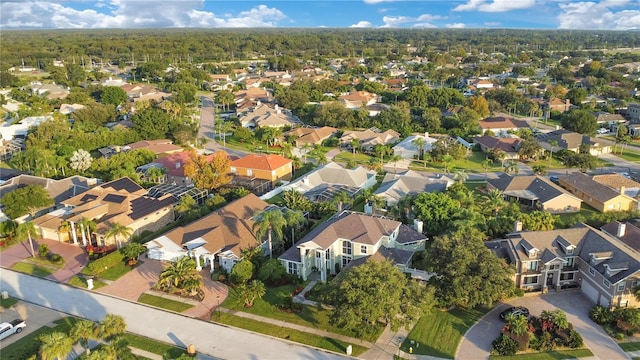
[350, 20, 373, 28]
[363, 0, 398, 4]
[0, 1, 287, 28]
[381, 15, 413, 27]
[558, 1, 640, 29]
[484, 21, 501, 27]
[446, 23, 466, 28]
[379, 13, 443, 27]
[453, 0, 536, 12]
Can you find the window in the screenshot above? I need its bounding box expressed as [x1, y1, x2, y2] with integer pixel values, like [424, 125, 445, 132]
[342, 241, 352, 255]
[316, 252, 321, 258]
[360, 245, 367, 254]
[288, 262, 298, 275]
[589, 267, 596, 276]
[525, 261, 538, 271]
[247, 169, 253, 177]
[618, 283, 626, 292]
[523, 276, 538, 285]
[549, 264, 560, 270]
[604, 279, 611, 288]
[342, 255, 352, 267]
[633, 280, 639, 288]
[230, 166, 236, 173]
[560, 273, 574, 281]
[563, 257, 574, 268]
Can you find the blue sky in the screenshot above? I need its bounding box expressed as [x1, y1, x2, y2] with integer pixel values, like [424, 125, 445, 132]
[2, 1, 640, 30]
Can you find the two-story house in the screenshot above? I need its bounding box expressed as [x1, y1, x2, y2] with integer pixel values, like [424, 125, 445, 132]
[279, 211, 427, 282]
[231, 153, 293, 185]
[505, 223, 640, 307]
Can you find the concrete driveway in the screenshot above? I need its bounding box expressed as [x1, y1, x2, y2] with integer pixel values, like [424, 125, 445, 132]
[457, 290, 629, 360]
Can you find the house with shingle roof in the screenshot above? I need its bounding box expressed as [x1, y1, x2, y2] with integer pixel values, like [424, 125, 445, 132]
[545, 97, 572, 112]
[283, 126, 338, 147]
[127, 139, 183, 156]
[504, 223, 640, 307]
[279, 211, 427, 282]
[35, 177, 175, 247]
[487, 174, 582, 213]
[340, 128, 400, 151]
[535, 130, 613, 155]
[339, 91, 378, 109]
[230, 153, 293, 184]
[479, 116, 530, 136]
[375, 170, 453, 206]
[238, 103, 300, 129]
[592, 173, 640, 199]
[559, 173, 637, 213]
[145, 194, 270, 273]
[474, 135, 523, 160]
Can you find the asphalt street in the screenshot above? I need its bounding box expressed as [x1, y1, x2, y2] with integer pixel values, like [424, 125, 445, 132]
[0, 270, 350, 360]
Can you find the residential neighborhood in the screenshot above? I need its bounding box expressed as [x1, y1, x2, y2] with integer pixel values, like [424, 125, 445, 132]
[3, 26, 640, 360]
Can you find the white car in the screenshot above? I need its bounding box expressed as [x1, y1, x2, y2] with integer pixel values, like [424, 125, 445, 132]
[0, 319, 26, 340]
[597, 128, 609, 134]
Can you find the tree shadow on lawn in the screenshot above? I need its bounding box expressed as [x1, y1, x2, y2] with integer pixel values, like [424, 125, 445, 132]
[401, 340, 451, 359]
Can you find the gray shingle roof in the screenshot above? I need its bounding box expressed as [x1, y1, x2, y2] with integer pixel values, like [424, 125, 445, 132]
[488, 174, 579, 204]
[560, 172, 622, 203]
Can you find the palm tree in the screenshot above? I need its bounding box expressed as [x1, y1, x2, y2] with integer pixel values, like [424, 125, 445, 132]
[120, 242, 147, 265]
[252, 208, 287, 259]
[105, 223, 133, 248]
[284, 209, 305, 247]
[301, 143, 312, 163]
[412, 136, 427, 160]
[351, 138, 360, 159]
[333, 191, 353, 212]
[219, 121, 235, 147]
[145, 166, 166, 183]
[366, 157, 382, 172]
[98, 314, 127, 342]
[442, 154, 454, 174]
[237, 279, 266, 307]
[0, 220, 18, 242]
[484, 189, 505, 215]
[69, 149, 93, 173]
[79, 218, 96, 246]
[481, 157, 493, 180]
[548, 140, 558, 166]
[16, 221, 38, 257]
[314, 151, 328, 165]
[374, 143, 388, 166]
[505, 161, 519, 175]
[453, 170, 468, 184]
[158, 257, 203, 296]
[282, 189, 310, 212]
[39, 332, 73, 360]
[505, 314, 529, 336]
[532, 164, 548, 175]
[71, 319, 98, 356]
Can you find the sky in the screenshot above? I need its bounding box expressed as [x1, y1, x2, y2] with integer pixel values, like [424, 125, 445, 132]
[2, 0, 640, 30]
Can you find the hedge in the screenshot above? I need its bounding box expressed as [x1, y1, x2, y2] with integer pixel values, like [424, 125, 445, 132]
[82, 251, 125, 276]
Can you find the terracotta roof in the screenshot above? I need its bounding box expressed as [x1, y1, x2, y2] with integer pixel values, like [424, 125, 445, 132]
[231, 154, 292, 171]
[339, 91, 376, 102]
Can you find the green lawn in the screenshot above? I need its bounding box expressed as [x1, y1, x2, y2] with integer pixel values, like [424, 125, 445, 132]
[332, 151, 375, 165]
[555, 203, 599, 228]
[489, 349, 593, 359]
[0, 296, 18, 309]
[11, 262, 55, 277]
[214, 312, 368, 356]
[222, 284, 381, 343]
[410, 151, 503, 173]
[617, 149, 640, 163]
[138, 293, 194, 313]
[122, 333, 189, 359]
[1, 317, 79, 360]
[98, 261, 133, 281]
[67, 275, 108, 289]
[402, 307, 489, 359]
[619, 342, 640, 351]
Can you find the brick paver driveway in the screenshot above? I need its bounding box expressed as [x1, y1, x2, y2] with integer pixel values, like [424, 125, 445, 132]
[97, 259, 228, 319]
[457, 290, 629, 360]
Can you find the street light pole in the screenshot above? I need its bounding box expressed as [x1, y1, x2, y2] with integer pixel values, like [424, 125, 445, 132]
[217, 295, 220, 319]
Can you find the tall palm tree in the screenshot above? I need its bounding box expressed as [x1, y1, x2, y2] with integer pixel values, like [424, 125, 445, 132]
[98, 314, 127, 342]
[237, 279, 266, 307]
[412, 137, 426, 160]
[453, 170, 468, 184]
[79, 218, 96, 246]
[219, 121, 235, 147]
[16, 221, 38, 258]
[548, 140, 558, 166]
[351, 138, 360, 159]
[505, 161, 519, 175]
[442, 154, 454, 174]
[252, 208, 287, 259]
[105, 223, 133, 248]
[484, 189, 506, 215]
[301, 143, 312, 163]
[71, 319, 98, 356]
[481, 157, 493, 180]
[333, 191, 354, 212]
[39, 332, 73, 360]
[374, 143, 388, 166]
[284, 209, 306, 247]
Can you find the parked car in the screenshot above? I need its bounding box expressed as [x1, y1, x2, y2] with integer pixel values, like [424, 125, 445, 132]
[596, 128, 609, 134]
[500, 306, 529, 320]
[0, 319, 26, 340]
[549, 176, 560, 184]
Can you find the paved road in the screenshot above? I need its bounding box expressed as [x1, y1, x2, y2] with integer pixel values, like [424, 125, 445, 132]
[197, 95, 247, 159]
[0, 270, 350, 360]
[457, 291, 629, 360]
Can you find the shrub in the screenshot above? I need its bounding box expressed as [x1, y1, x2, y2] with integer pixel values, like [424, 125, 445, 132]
[257, 259, 287, 286]
[83, 251, 125, 275]
[491, 335, 518, 356]
[529, 334, 540, 351]
[566, 329, 584, 348]
[38, 244, 49, 259]
[230, 260, 253, 285]
[539, 331, 555, 351]
[589, 305, 613, 324]
[49, 254, 64, 265]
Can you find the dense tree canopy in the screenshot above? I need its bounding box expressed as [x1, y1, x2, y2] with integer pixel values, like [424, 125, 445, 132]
[0, 185, 53, 219]
[561, 109, 598, 135]
[183, 151, 232, 190]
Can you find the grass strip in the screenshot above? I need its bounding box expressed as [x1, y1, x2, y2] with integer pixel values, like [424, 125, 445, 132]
[214, 312, 368, 356]
[11, 262, 55, 277]
[619, 342, 640, 352]
[122, 333, 188, 359]
[138, 293, 194, 313]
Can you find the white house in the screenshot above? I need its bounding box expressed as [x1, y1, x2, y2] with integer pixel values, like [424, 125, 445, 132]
[393, 133, 438, 159]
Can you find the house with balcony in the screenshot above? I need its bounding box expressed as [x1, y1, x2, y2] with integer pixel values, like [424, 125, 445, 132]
[559, 173, 637, 213]
[279, 211, 427, 282]
[504, 223, 640, 307]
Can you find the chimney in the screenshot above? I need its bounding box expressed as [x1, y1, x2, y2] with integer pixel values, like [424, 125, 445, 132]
[620, 186, 626, 195]
[424, 132, 429, 138]
[514, 221, 523, 233]
[413, 219, 424, 234]
[617, 222, 627, 237]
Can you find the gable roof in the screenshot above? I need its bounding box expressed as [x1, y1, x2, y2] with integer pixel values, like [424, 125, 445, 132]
[157, 193, 269, 258]
[479, 116, 529, 130]
[488, 174, 580, 204]
[0, 174, 97, 206]
[376, 170, 452, 205]
[560, 172, 627, 203]
[535, 130, 613, 151]
[231, 154, 292, 171]
[474, 135, 522, 153]
[592, 174, 640, 195]
[127, 139, 183, 155]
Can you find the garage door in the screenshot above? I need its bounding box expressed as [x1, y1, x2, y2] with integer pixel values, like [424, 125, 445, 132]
[582, 281, 600, 305]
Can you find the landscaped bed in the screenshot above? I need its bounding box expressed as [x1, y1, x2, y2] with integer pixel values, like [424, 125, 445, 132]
[222, 284, 382, 343]
[214, 312, 368, 356]
[402, 306, 489, 358]
[489, 349, 593, 359]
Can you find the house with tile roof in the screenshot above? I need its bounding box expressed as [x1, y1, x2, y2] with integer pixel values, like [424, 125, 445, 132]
[375, 170, 453, 206]
[145, 193, 270, 273]
[340, 128, 400, 151]
[559, 173, 637, 213]
[34, 177, 175, 247]
[238, 103, 300, 129]
[283, 126, 338, 147]
[231, 153, 293, 184]
[279, 211, 427, 282]
[478, 116, 530, 136]
[487, 174, 582, 213]
[474, 135, 523, 160]
[503, 223, 640, 307]
[279, 162, 377, 202]
[535, 130, 613, 155]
